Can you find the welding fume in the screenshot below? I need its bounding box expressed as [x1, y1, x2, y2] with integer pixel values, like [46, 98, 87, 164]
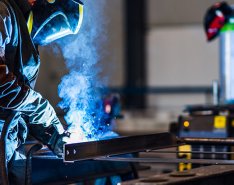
[57, 0, 119, 144]
[0, 0, 85, 184]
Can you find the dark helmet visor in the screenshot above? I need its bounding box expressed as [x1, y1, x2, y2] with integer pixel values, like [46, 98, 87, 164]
[30, 0, 83, 45]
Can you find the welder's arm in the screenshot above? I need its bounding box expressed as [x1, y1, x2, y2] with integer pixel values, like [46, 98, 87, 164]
[0, 65, 64, 132]
[0, 4, 66, 156]
[0, 66, 66, 156]
[0, 4, 63, 129]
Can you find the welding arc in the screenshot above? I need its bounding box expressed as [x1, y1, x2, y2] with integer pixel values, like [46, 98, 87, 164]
[95, 156, 234, 165]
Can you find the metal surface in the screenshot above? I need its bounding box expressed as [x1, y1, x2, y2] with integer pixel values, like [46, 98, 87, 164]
[121, 165, 234, 185]
[31, 157, 134, 185]
[64, 133, 234, 162]
[185, 104, 234, 113]
[179, 137, 234, 145]
[96, 156, 234, 165]
[213, 80, 219, 105]
[147, 150, 234, 155]
[64, 132, 176, 162]
[220, 30, 234, 103]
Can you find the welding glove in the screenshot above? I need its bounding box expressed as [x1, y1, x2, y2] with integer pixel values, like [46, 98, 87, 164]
[48, 129, 71, 158]
[28, 119, 71, 158]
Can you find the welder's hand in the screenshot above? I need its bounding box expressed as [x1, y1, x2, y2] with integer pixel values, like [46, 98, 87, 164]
[62, 124, 85, 144]
[50, 131, 71, 158]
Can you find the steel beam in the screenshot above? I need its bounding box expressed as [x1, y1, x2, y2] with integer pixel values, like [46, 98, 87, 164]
[64, 132, 176, 162]
[179, 137, 234, 146]
[96, 156, 234, 165]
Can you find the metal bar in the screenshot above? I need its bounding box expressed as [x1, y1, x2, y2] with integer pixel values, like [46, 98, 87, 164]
[179, 137, 234, 146]
[146, 150, 234, 155]
[96, 156, 234, 165]
[64, 132, 176, 162]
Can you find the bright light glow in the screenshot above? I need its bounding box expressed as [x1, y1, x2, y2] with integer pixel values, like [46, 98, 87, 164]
[105, 105, 111, 114]
[45, 29, 72, 44]
[57, 0, 116, 143]
[58, 73, 109, 143]
[183, 121, 190, 128]
[230, 18, 234, 24]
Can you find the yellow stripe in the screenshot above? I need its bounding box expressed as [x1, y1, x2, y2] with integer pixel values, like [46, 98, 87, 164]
[178, 145, 192, 159]
[77, 4, 84, 33]
[27, 11, 33, 35]
[178, 145, 192, 171]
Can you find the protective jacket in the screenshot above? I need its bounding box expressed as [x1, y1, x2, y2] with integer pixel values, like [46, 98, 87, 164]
[0, 0, 64, 163]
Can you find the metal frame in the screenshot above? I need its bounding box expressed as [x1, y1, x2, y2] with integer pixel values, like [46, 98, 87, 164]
[64, 133, 234, 164]
[64, 132, 176, 162]
[96, 156, 234, 165]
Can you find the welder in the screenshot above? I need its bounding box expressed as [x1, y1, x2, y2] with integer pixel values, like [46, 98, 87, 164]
[0, 0, 83, 184]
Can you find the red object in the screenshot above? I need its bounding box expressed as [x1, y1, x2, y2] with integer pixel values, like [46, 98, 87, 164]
[204, 2, 232, 41]
[28, 0, 36, 6]
[207, 15, 225, 40]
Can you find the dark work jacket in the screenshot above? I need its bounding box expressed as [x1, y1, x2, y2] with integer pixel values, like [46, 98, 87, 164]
[0, 0, 64, 162]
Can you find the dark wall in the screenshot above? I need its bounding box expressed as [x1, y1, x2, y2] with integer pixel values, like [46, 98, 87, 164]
[124, 0, 147, 109]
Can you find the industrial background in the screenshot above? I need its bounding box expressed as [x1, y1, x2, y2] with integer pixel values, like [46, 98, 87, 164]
[36, 0, 229, 134]
[9, 0, 234, 184]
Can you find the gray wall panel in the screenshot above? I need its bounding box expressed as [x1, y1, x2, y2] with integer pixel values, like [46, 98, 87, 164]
[148, 0, 234, 25]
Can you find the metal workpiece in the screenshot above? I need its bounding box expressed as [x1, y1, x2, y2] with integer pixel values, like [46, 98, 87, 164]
[148, 150, 234, 155]
[96, 156, 234, 165]
[64, 133, 234, 162]
[64, 132, 176, 162]
[178, 137, 234, 146]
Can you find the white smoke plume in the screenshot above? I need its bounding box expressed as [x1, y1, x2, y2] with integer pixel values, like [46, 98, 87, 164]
[56, 0, 111, 142]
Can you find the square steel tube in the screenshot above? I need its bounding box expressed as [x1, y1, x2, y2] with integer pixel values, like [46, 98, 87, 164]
[64, 132, 176, 162]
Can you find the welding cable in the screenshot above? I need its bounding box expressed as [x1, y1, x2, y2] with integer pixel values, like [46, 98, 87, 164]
[25, 143, 43, 185]
[129, 163, 139, 179]
[0, 111, 18, 185]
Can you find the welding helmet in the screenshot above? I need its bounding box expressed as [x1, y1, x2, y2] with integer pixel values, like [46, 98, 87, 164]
[204, 2, 232, 41]
[27, 0, 83, 45]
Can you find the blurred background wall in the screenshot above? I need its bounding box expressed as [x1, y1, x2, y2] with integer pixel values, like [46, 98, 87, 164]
[35, 0, 234, 134]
